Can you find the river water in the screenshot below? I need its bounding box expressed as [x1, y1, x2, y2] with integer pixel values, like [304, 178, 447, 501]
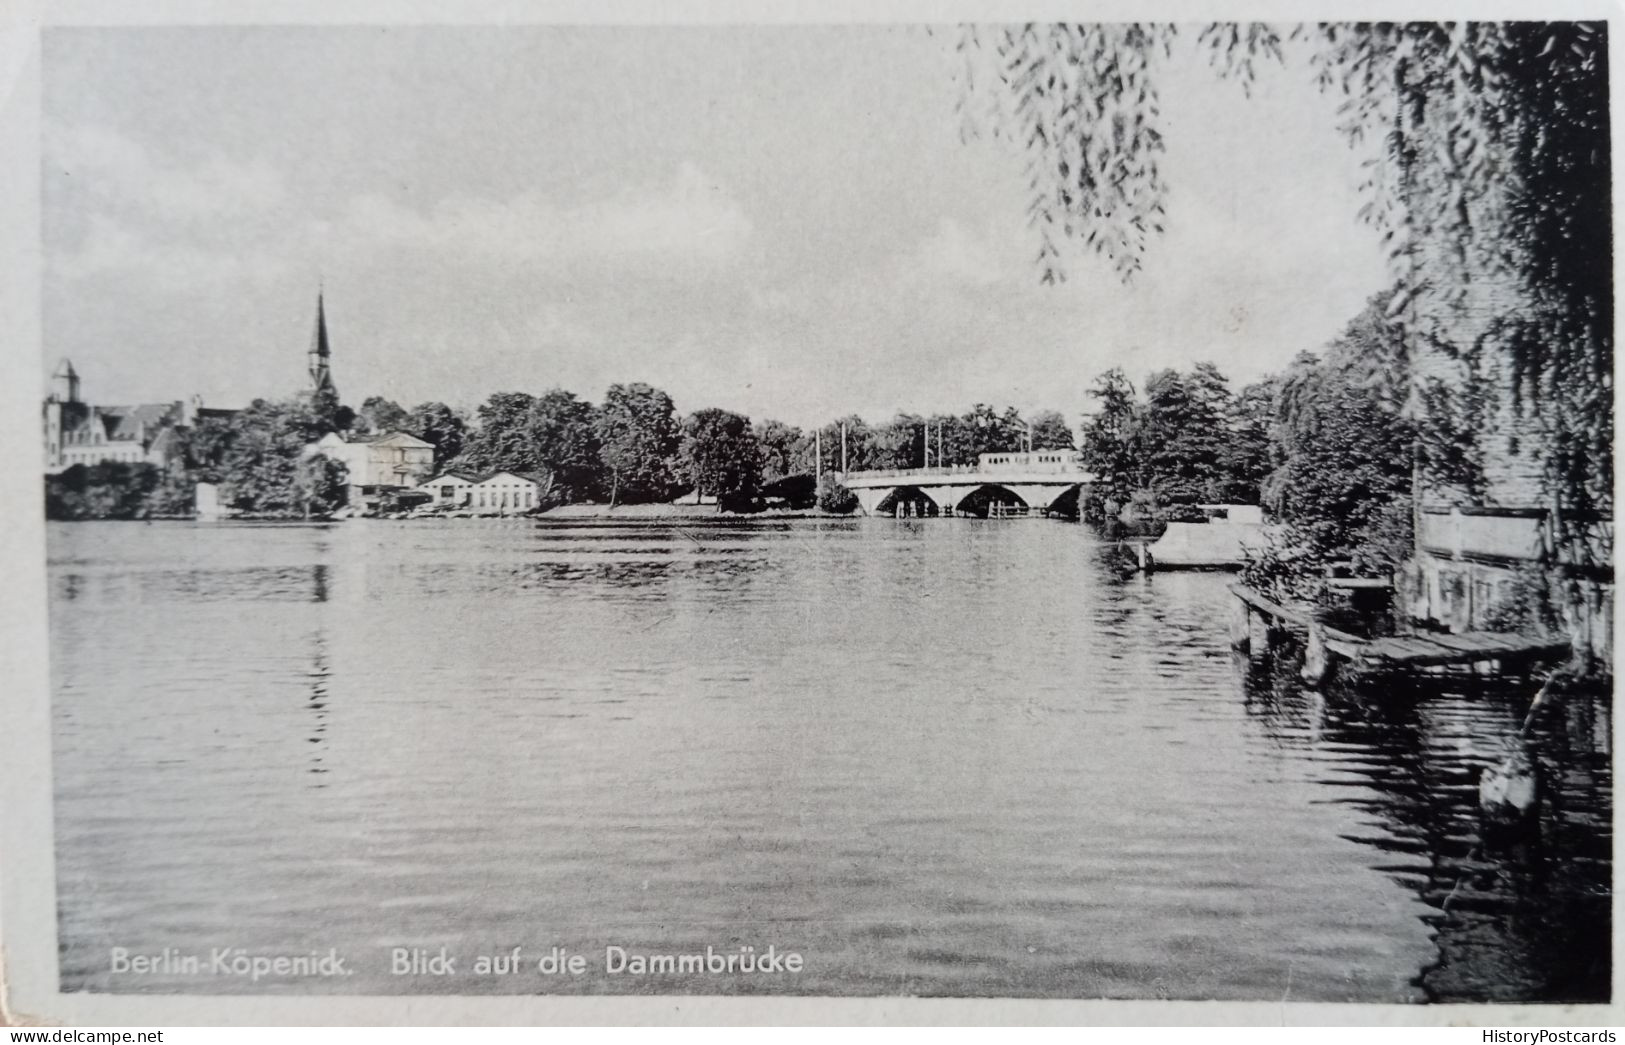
[48, 518, 1611, 1001]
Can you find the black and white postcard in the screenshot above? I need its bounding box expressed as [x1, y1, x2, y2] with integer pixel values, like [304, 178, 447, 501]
[0, 0, 1617, 1027]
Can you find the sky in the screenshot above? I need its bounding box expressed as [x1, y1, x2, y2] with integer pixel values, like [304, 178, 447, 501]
[42, 24, 1393, 429]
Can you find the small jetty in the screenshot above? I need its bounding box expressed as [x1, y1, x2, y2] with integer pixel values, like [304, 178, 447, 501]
[1228, 583, 1571, 685]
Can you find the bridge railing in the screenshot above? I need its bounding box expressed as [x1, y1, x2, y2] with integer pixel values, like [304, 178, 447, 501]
[838, 463, 1092, 482]
[835, 465, 983, 481]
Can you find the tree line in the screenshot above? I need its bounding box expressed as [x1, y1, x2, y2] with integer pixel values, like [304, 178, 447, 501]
[46, 290, 1422, 560]
[44, 377, 1091, 518]
[367, 386, 1081, 512]
[47, 310, 1411, 539]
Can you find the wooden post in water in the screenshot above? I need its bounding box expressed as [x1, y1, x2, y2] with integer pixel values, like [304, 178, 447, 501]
[1302, 620, 1333, 686]
[1229, 593, 1251, 651]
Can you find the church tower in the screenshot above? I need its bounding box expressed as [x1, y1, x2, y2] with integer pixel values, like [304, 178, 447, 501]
[51, 358, 80, 404]
[308, 291, 335, 396]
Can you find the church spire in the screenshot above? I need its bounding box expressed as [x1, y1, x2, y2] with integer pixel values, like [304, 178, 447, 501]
[308, 289, 334, 395]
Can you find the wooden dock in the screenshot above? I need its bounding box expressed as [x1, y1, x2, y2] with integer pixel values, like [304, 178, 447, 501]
[1228, 583, 1571, 684]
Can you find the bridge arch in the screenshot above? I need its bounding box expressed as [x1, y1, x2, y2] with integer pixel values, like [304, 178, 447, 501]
[874, 485, 941, 518]
[1044, 483, 1084, 519]
[954, 484, 1029, 518]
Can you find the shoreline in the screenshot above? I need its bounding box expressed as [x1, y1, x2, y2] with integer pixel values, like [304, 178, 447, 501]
[45, 504, 852, 523]
[537, 502, 840, 520]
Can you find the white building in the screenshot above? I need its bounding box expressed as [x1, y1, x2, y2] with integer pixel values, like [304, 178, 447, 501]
[414, 469, 544, 514]
[311, 430, 436, 507]
[472, 471, 543, 513]
[417, 471, 480, 507]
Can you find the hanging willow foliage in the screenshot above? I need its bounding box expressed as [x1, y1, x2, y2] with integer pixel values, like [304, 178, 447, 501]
[950, 21, 1612, 577]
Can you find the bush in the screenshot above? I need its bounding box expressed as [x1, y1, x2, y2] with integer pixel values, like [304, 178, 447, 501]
[45, 462, 164, 520]
[816, 475, 859, 514]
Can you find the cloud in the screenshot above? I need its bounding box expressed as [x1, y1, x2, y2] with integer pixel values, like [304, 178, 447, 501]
[48, 123, 287, 223]
[47, 134, 753, 297]
[902, 217, 1020, 289]
[52, 214, 289, 292]
[337, 161, 753, 274]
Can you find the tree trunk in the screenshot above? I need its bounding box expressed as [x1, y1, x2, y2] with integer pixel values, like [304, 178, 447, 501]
[609, 469, 620, 509]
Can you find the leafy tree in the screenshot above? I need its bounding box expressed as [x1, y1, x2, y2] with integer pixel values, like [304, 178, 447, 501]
[292, 453, 350, 518]
[680, 408, 762, 510]
[218, 397, 342, 516]
[307, 385, 353, 436]
[1079, 368, 1140, 508]
[961, 403, 1025, 458]
[923, 413, 975, 467]
[180, 414, 238, 483]
[458, 392, 539, 474]
[1137, 367, 1227, 506]
[402, 401, 468, 468]
[1029, 409, 1076, 450]
[1218, 378, 1276, 505]
[756, 419, 805, 481]
[807, 415, 876, 475]
[596, 383, 681, 505]
[1188, 362, 1232, 420]
[1264, 299, 1415, 571]
[872, 413, 927, 470]
[529, 389, 603, 502]
[356, 396, 409, 436]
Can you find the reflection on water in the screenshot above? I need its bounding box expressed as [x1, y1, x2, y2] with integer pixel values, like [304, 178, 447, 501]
[49, 519, 1609, 1000]
[1239, 657, 1610, 1002]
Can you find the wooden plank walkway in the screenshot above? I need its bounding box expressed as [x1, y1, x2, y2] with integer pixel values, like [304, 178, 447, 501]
[1228, 583, 1571, 684]
[1325, 632, 1572, 671]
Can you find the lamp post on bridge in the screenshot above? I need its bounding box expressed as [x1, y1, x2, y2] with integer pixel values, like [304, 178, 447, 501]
[922, 418, 949, 470]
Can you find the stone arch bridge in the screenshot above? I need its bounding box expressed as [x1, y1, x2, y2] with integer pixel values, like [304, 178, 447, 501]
[838, 451, 1095, 517]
